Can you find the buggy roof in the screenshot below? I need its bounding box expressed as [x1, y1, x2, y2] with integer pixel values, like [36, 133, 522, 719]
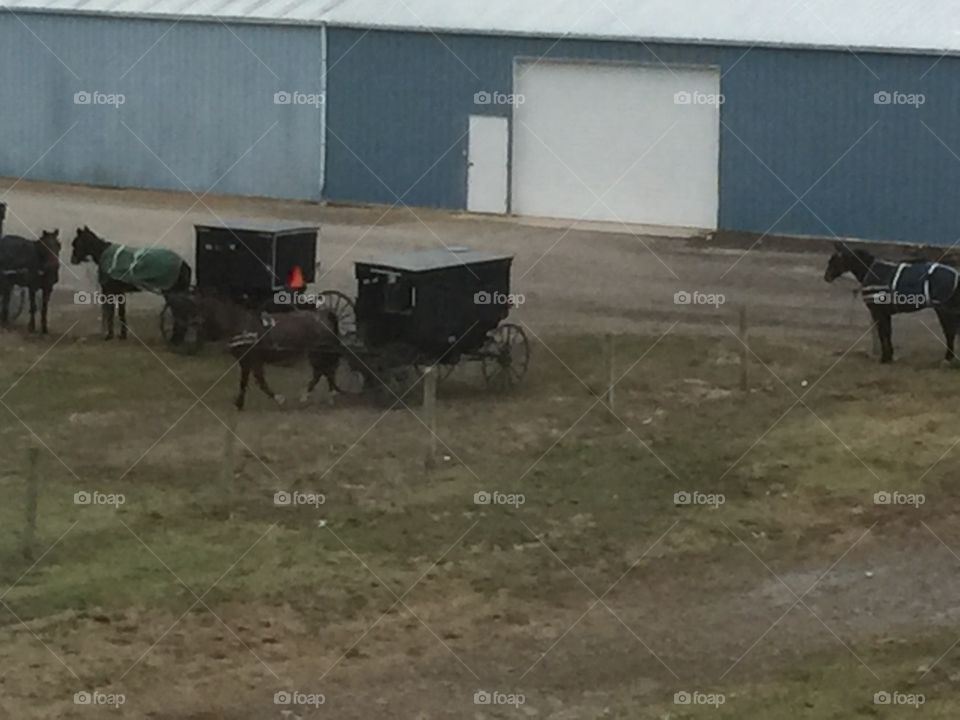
[195, 218, 318, 235]
[358, 247, 513, 274]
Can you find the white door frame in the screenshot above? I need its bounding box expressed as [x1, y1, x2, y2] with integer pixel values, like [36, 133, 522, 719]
[466, 114, 510, 215]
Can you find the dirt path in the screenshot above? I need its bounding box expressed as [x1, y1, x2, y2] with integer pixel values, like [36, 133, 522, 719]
[4, 177, 948, 353]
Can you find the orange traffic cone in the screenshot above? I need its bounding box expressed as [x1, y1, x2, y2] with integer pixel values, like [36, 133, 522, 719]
[287, 265, 305, 290]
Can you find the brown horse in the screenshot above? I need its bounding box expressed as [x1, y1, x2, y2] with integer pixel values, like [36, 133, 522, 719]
[184, 293, 342, 410]
[0, 229, 62, 334]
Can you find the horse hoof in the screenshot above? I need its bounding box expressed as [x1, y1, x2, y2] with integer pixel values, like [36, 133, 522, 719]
[300, 393, 311, 404]
[274, 394, 286, 406]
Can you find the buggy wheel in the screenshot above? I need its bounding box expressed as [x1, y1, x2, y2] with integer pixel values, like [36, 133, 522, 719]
[160, 301, 203, 355]
[331, 355, 367, 395]
[317, 290, 357, 337]
[482, 323, 529, 390]
[7, 285, 27, 322]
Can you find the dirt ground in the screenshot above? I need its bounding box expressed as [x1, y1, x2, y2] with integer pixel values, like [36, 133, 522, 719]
[2, 176, 937, 343]
[2, 179, 960, 719]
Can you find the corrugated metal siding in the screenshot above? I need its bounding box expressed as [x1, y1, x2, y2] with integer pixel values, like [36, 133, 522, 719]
[0, 13, 325, 200]
[326, 28, 960, 245]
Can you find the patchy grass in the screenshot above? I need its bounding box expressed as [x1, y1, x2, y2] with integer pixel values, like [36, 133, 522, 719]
[2, 315, 960, 718]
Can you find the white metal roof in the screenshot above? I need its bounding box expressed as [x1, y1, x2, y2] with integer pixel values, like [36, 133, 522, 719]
[4, 0, 960, 56]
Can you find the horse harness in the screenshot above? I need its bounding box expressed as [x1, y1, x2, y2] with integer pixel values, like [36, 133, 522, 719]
[861, 259, 960, 309]
[227, 314, 278, 352]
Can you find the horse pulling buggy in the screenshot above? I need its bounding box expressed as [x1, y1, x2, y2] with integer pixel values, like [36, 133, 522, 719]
[160, 220, 354, 352]
[333, 247, 530, 396]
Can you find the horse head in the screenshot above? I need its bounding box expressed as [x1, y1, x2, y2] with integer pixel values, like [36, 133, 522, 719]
[70, 225, 103, 264]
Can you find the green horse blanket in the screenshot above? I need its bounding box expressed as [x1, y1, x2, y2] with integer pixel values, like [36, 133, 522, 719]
[98, 244, 183, 293]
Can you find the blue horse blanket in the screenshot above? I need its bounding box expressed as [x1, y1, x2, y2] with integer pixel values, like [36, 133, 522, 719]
[862, 261, 960, 309]
[98, 244, 183, 293]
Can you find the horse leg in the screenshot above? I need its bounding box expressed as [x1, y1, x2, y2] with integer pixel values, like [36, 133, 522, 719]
[40, 286, 51, 335]
[27, 286, 37, 333]
[303, 352, 337, 405]
[0, 286, 9, 329]
[936, 308, 957, 364]
[253, 363, 284, 406]
[117, 295, 128, 340]
[102, 296, 115, 340]
[873, 310, 894, 363]
[235, 362, 251, 411]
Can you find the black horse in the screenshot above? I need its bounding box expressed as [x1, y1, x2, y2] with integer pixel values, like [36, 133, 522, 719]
[825, 241, 960, 364]
[70, 226, 191, 340]
[180, 293, 342, 410]
[0, 229, 62, 334]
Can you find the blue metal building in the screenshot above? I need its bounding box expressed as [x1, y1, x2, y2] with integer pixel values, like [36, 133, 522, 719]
[3, 0, 960, 244]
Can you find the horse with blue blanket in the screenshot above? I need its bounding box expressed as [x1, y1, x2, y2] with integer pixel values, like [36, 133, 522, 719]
[825, 241, 960, 364]
[70, 226, 192, 341]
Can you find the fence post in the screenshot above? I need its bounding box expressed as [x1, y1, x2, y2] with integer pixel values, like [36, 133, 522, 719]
[605, 333, 616, 414]
[739, 305, 750, 392]
[23, 446, 39, 560]
[220, 412, 239, 519]
[423, 367, 438, 470]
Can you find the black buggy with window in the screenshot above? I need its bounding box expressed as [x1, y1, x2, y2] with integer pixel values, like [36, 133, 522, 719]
[335, 247, 529, 394]
[160, 219, 355, 352]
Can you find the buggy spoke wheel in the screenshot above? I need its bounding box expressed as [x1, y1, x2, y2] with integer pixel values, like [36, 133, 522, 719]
[160, 298, 203, 354]
[482, 323, 529, 390]
[318, 290, 357, 337]
[331, 356, 367, 395]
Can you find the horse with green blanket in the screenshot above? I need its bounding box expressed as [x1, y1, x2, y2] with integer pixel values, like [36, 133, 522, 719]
[70, 226, 192, 341]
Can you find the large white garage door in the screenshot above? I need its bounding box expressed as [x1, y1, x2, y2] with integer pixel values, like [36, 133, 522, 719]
[512, 61, 721, 229]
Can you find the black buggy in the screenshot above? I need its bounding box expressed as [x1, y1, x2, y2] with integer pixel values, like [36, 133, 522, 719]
[160, 219, 354, 352]
[334, 247, 530, 395]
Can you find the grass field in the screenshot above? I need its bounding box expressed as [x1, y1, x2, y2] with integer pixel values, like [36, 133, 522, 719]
[2, 311, 960, 719]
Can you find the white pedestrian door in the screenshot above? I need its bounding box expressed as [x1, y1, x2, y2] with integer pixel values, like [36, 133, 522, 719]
[467, 115, 509, 214]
